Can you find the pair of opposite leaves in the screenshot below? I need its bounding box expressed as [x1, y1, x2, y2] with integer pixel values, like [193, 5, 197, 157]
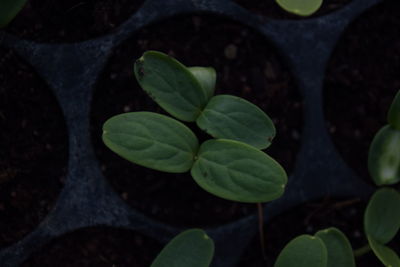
[103, 51, 287, 203]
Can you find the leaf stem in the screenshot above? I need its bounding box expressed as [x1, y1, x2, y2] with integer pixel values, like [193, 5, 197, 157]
[257, 202, 267, 261]
[354, 244, 371, 257]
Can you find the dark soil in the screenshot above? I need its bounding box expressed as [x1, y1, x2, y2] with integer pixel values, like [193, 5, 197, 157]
[5, 0, 145, 43]
[0, 48, 68, 248]
[324, 0, 400, 185]
[238, 198, 399, 267]
[21, 226, 163, 267]
[90, 14, 302, 227]
[233, 0, 352, 20]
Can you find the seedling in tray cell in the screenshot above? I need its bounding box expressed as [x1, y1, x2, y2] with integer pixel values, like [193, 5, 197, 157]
[102, 50, 287, 203]
[273, 89, 400, 267]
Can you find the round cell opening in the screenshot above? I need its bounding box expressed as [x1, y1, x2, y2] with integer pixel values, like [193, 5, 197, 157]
[0, 47, 68, 248]
[324, 0, 400, 185]
[5, 0, 145, 43]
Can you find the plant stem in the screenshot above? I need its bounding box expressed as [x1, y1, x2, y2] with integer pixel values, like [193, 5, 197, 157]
[257, 202, 267, 261]
[354, 244, 371, 257]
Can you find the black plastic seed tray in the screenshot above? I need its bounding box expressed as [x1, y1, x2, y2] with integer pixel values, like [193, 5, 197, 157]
[0, 0, 389, 266]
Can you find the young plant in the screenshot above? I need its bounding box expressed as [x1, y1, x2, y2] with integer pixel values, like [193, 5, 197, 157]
[361, 89, 400, 266]
[102, 50, 287, 203]
[368, 90, 400, 186]
[0, 0, 27, 28]
[265, 89, 400, 267]
[150, 229, 214, 267]
[275, 0, 323, 17]
[363, 187, 400, 266]
[275, 227, 355, 267]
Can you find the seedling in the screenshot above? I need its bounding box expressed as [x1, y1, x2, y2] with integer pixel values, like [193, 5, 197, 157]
[0, 0, 27, 28]
[275, 0, 323, 16]
[368, 90, 400, 186]
[275, 227, 355, 267]
[102, 51, 287, 203]
[362, 89, 400, 266]
[261, 90, 400, 267]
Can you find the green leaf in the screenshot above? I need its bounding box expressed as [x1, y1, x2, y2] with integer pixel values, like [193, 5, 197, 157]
[367, 235, 400, 267]
[275, 0, 323, 16]
[134, 51, 208, 122]
[0, 0, 27, 28]
[315, 228, 355, 267]
[102, 112, 199, 173]
[188, 67, 216, 101]
[364, 188, 400, 244]
[196, 95, 276, 149]
[190, 139, 287, 203]
[368, 125, 400, 186]
[274, 235, 328, 267]
[388, 90, 400, 130]
[151, 229, 214, 267]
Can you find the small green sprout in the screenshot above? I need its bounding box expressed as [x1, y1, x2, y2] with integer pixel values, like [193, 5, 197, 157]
[102, 51, 287, 203]
[0, 0, 27, 28]
[364, 188, 400, 266]
[275, 228, 355, 267]
[368, 90, 400, 186]
[150, 229, 214, 267]
[361, 90, 400, 265]
[275, 0, 323, 17]
[261, 89, 400, 267]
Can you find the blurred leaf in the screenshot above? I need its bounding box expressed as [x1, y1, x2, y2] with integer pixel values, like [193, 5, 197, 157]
[151, 229, 214, 267]
[388, 90, 400, 130]
[0, 0, 27, 28]
[196, 95, 276, 149]
[368, 125, 400, 185]
[191, 139, 287, 203]
[367, 235, 400, 267]
[188, 66, 216, 101]
[134, 51, 208, 122]
[102, 112, 198, 173]
[364, 188, 400, 244]
[275, 0, 323, 16]
[315, 227, 355, 267]
[274, 235, 328, 267]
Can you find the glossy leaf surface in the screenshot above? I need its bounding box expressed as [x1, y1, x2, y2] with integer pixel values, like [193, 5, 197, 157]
[0, 0, 27, 27]
[276, 0, 323, 16]
[102, 112, 199, 173]
[151, 229, 214, 267]
[368, 125, 400, 185]
[191, 139, 287, 203]
[367, 235, 400, 267]
[188, 66, 216, 101]
[274, 235, 327, 267]
[364, 188, 400, 244]
[196, 95, 276, 149]
[388, 90, 400, 130]
[315, 228, 355, 267]
[134, 51, 208, 122]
